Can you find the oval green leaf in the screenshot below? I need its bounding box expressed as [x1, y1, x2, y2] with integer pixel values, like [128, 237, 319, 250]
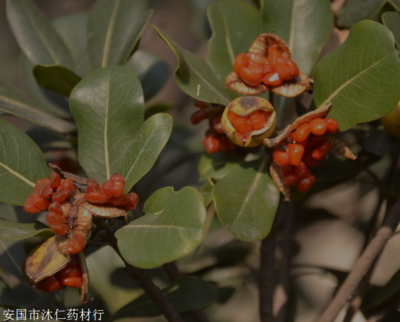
[112, 276, 217, 319]
[0, 119, 50, 205]
[0, 81, 75, 133]
[6, 0, 72, 67]
[33, 65, 82, 97]
[19, 54, 70, 118]
[0, 219, 53, 240]
[53, 12, 92, 76]
[126, 50, 171, 101]
[69, 66, 144, 183]
[207, 0, 262, 83]
[337, 0, 386, 28]
[153, 26, 230, 105]
[213, 157, 279, 242]
[121, 113, 173, 192]
[198, 152, 244, 181]
[313, 20, 400, 131]
[116, 187, 206, 268]
[87, 0, 152, 69]
[261, 0, 332, 76]
[382, 11, 400, 48]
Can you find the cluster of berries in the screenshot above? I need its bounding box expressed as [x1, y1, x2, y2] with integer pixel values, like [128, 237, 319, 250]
[190, 100, 236, 154]
[272, 117, 339, 192]
[234, 46, 299, 87]
[227, 110, 271, 142]
[85, 174, 139, 210]
[35, 257, 83, 292]
[23, 173, 73, 213]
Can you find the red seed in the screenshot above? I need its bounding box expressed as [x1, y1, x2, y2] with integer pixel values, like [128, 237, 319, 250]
[249, 110, 271, 131]
[234, 53, 249, 76]
[228, 111, 252, 134]
[58, 265, 82, 278]
[109, 174, 125, 198]
[276, 57, 299, 81]
[125, 193, 140, 211]
[272, 149, 291, 166]
[292, 123, 311, 142]
[284, 174, 298, 187]
[202, 135, 220, 154]
[108, 194, 130, 206]
[268, 46, 281, 70]
[48, 201, 63, 216]
[288, 144, 305, 166]
[52, 189, 72, 202]
[34, 179, 50, 192]
[86, 178, 100, 194]
[194, 100, 209, 109]
[311, 141, 332, 160]
[46, 212, 69, 236]
[309, 118, 328, 136]
[326, 118, 339, 134]
[49, 173, 62, 189]
[296, 175, 315, 192]
[238, 66, 264, 87]
[42, 276, 63, 292]
[212, 117, 224, 134]
[58, 178, 74, 191]
[23, 193, 50, 213]
[307, 135, 326, 150]
[280, 165, 293, 176]
[190, 109, 208, 125]
[303, 152, 322, 168]
[67, 235, 86, 254]
[262, 72, 282, 86]
[85, 190, 109, 204]
[248, 52, 266, 66]
[293, 162, 310, 181]
[61, 277, 83, 288]
[38, 184, 53, 199]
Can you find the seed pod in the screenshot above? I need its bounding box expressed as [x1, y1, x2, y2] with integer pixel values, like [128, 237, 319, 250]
[225, 33, 312, 97]
[221, 96, 277, 147]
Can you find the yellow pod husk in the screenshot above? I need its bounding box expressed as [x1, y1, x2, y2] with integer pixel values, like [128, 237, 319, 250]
[221, 96, 277, 147]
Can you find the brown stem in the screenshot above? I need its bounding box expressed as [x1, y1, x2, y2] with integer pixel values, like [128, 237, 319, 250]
[317, 197, 400, 322]
[259, 223, 277, 322]
[105, 233, 184, 322]
[275, 202, 296, 322]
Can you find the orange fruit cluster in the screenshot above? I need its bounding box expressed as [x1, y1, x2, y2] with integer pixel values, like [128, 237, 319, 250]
[190, 100, 237, 154]
[234, 47, 299, 87]
[227, 110, 271, 142]
[85, 174, 139, 211]
[272, 117, 339, 192]
[35, 256, 83, 292]
[23, 173, 73, 213]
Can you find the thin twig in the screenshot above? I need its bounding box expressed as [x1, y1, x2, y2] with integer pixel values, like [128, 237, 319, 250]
[275, 202, 296, 322]
[104, 233, 184, 322]
[259, 222, 278, 322]
[317, 197, 400, 322]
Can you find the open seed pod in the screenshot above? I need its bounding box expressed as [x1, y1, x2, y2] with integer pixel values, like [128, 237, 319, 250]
[266, 103, 357, 201]
[221, 96, 277, 147]
[225, 33, 312, 97]
[24, 236, 89, 303]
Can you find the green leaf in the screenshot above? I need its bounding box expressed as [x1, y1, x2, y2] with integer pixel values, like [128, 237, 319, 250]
[112, 276, 217, 319]
[382, 11, 400, 48]
[153, 26, 231, 105]
[116, 187, 206, 268]
[19, 54, 70, 118]
[53, 12, 92, 76]
[313, 20, 400, 131]
[87, 0, 152, 69]
[121, 113, 173, 192]
[261, 0, 332, 76]
[207, 0, 262, 83]
[390, 0, 400, 11]
[33, 65, 82, 97]
[144, 102, 174, 119]
[69, 66, 144, 183]
[6, 0, 72, 67]
[0, 81, 75, 133]
[198, 152, 243, 181]
[0, 219, 53, 241]
[126, 50, 171, 101]
[213, 157, 279, 242]
[337, 0, 386, 28]
[200, 181, 214, 207]
[0, 119, 51, 205]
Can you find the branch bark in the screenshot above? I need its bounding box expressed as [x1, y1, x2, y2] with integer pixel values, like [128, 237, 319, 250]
[318, 197, 400, 322]
[259, 223, 277, 322]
